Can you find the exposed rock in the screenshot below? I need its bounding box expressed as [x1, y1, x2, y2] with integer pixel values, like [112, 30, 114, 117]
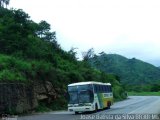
[34, 81, 57, 102]
[0, 80, 60, 114]
[0, 83, 38, 114]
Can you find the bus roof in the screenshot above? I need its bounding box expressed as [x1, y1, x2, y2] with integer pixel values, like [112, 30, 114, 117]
[68, 81, 111, 86]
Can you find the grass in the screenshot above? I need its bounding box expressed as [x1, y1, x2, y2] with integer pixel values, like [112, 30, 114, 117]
[128, 91, 160, 96]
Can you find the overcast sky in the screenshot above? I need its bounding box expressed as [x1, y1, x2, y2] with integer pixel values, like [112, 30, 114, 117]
[9, 0, 160, 66]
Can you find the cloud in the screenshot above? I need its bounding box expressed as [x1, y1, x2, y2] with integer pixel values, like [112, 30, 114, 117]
[9, 0, 160, 66]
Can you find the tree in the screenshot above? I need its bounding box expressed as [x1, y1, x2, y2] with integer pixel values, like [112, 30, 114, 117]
[0, 0, 3, 7]
[36, 20, 56, 42]
[4, 0, 9, 7]
[151, 84, 160, 92]
[99, 51, 105, 55]
[82, 48, 94, 61]
[0, 0, 10, 8]
[36, 20, 50, 38]
[43, 31, 56, 42]
[68, 47, 78, 60]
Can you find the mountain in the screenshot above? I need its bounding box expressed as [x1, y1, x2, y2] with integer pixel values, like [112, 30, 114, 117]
[89, 53, 160, 85]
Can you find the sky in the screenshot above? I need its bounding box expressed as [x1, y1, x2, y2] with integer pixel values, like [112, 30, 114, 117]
[9, 0, 160, 66]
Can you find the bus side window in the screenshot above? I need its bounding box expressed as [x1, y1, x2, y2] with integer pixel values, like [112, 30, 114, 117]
[108, 86, 111, 92]
[105, 85, 107, 92]
[100, 85, 103, 92]
[110, 86, 112, 92]
[99, 85, 101, 93]
[96, 85, 98, 93]
[94, 84, 97, 93]
[100, 85, 103, 93]
[94, 84, 98, 93]
[107, 85, 110, 93]
[97, 85, 100, 93]
[103, 85, 105, 92]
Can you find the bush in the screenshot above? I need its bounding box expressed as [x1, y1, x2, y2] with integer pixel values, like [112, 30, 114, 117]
[0, 69, 26, 82]
[35, 102, 51, 112]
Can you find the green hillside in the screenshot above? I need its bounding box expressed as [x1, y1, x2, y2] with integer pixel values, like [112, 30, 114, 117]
[0, 7, 127, 114]
[89, 53, 160, 85]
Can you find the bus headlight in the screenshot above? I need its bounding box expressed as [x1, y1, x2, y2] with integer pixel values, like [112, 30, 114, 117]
[85, 103, 92, 106]
[68, 104, 73, 107]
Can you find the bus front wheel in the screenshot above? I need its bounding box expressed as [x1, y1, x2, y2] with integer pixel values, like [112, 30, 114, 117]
[75, 111, 79, 114]
[94, 103, 98, 112]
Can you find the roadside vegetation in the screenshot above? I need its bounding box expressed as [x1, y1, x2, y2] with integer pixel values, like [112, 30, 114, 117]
[128, 91, 160, 96]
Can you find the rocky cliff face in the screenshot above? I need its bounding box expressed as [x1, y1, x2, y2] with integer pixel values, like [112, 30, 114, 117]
[0, 81, 60, 114]
[0, 83, 38, 114]
[34, 81, 58, 104]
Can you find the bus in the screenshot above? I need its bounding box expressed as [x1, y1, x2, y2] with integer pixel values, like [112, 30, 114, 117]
[67, 81, 113, 114]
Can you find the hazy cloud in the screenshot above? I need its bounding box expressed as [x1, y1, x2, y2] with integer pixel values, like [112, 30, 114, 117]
[10, 0, 160, 66]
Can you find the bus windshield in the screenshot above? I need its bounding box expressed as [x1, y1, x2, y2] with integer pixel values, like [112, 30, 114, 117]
[68, 84, 93, 104]
[79, 90, 92, 103]
[68, 91, 78, 104]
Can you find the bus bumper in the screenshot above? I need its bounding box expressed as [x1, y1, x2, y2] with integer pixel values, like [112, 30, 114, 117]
[68, 106, 94, 112]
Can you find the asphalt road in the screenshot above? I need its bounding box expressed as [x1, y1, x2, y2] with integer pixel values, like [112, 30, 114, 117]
[18, 96, 160, 120]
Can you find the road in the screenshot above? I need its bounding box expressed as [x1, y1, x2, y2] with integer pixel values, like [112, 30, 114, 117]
[18, 96, 160, 120]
